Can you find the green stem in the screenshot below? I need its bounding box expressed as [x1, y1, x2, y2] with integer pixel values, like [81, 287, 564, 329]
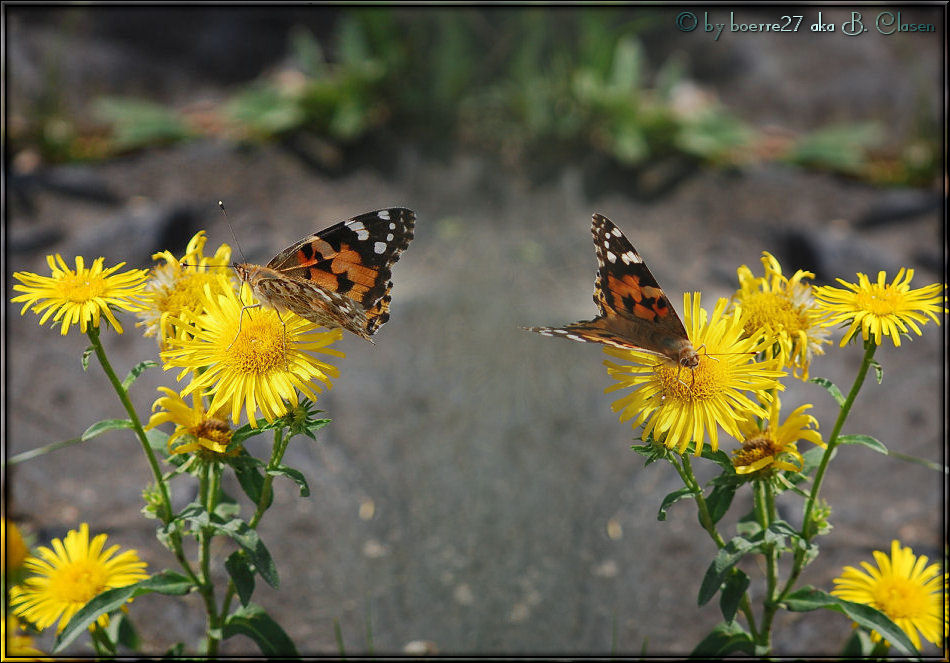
[755, 480, 780, 651]
[802, 340, 877, 539]
[86, 328, 200, 587]
[672, 453, 758, 637]
[199, 461, 222, 657]
[87, 327, 172, 520]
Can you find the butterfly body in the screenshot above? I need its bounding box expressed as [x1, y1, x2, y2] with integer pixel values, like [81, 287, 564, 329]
[236, 208, 415, 341]
[525, 213, 698, 368]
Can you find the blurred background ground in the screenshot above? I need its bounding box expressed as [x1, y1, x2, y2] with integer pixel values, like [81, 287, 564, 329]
[3, 5, 946, 657]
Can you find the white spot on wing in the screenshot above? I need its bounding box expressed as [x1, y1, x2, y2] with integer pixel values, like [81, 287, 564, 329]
[386, 233, 395, 241]
[389, 222, 396, 230]
[346, 220, 370, 241]
[378, 210, 391, 220]
[374, 241, 387, 254]
[626, 251, 641, 263]
[606, 251, 617, 264]
[621, 252, 631, 265]
[611, 228, 622, 238]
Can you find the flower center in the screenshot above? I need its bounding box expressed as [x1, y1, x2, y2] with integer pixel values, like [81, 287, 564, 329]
[654, 354, 726, 401]
[733, 434, 777, 464]
[59, 273, 105, 303]
[53, 559, 108, 604]
[855, 284, 901, 316]
[193, 417, 232, 445]
[227, 316, 288, 374]
[159, 272, 218, 315]
[872, 576, 930, 620]
[743, 291, 805, 335]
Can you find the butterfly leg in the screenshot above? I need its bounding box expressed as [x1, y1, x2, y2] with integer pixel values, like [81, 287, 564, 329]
[229, 303, 262, 350]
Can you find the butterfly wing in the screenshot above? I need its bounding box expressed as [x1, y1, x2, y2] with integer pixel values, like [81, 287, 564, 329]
[525, 214, 693, 363]
[267, 208, 415, 335]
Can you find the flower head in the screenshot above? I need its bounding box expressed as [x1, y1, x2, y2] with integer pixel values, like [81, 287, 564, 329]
[2, 616, 46, 659]
[134, 230, 233, 347]
[11, 255, 148, 335]
[815, 269, 946, 347]
[3, 517, 29, 573]
[732, 395, 824, 475]
[604, 293, 785, 455]
[731, 251, 830, 379]
[146, 386, 236, 456]
[161, 282, 344, 427]
[832, 539, 946, 651]
[9, 523, 148, 633]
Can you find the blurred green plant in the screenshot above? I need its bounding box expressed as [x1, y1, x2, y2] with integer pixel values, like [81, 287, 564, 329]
[7, 8, 938, 187]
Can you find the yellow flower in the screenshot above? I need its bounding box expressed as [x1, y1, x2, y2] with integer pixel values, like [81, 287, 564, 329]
[604, 293, 785, 455]
[732, 395, 824, 475]
[11, 255, 148, 335]
[731, 251, 830, 379]
[9, 523, 148, 633]
[161, 282, 344, 427]
[832, 540, 946, 651]
[2, 616, 48, 659]
[134, 230, 234, 347]
[814, 269, 946, 347]
[3, 517, 29, 573]
[146, 386, 236, 456]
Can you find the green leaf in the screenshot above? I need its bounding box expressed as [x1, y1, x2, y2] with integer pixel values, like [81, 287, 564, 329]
[223, 604, 298, 656]
[226, 551, 256, 607]
[81, 419, 133, 441]
[809, 376, 846, 406]
[289, 25, 327, 78]
[658, 487, 694, 521]
[212, 519, 279, 589]
[268, 465, 310, 497]
[698, 536, 759, 606]
[870, 358, 883, 384]
[705, 482, 736, 525]
[691, 620, 755, 656]
[735, 511, 762, 539]
[837, 434, 888, 455]
[121, 360, 157, 389]
[719, 569, 749, 623]
[800, 446, 826, 477]
[82, 345, 94, 370]
[233, 456, 269, 506]
[54, 572, 192, 651]
[782, 587, 918, 655]
[841, 628, 875, 657]
[701, 447, 736, 473]
[93, 97, 193, 150]
[105, 611, 140, 651]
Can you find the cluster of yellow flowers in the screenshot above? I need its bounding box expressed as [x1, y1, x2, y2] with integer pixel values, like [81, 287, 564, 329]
[8, 236, 947, 653]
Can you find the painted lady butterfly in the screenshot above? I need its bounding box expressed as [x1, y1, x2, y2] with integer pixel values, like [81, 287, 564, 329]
[233, 208, 415, 341]
[524, 213, 699, 369]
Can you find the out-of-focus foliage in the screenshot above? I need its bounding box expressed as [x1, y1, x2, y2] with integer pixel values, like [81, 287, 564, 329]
[7, 9, 939, 187]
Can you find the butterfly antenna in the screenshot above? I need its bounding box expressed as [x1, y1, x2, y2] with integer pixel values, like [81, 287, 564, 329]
[219, 200, 248, 265]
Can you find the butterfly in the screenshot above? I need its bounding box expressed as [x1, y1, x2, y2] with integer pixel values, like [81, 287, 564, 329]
[233, 208, 415, 341]
[524, 213, 699, 369]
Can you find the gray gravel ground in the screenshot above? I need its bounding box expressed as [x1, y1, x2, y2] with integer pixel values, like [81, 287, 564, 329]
[4, 6, 945, 657]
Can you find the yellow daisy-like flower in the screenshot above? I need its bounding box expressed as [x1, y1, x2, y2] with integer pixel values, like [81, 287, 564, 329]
[731, 395, 824, 475]
[146, 386, 236, 456]
[9, 523, 148, 633]
[2, 616, 47, 659]
[3, 517, 29, 572]
[731, 251, 830, 379]
[814, 269, 946, 347]
[604, 293, 785, 455]
[832, 539, 947, 651]
[161, 282, 344, 427]
[11, 255, 148, 335]
[134, 230, 234, 347]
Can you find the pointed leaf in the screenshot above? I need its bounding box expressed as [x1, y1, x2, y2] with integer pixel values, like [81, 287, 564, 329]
[719, 569, 749, 622]
[699, 536, 759, 605]
[782, 587, 917, 655]
[223, 604, 298, 656]
[809, 376, 845, 406]
[81, 419, 133, 441]
[122, 360, 157, 389]
[837, 434, 888, 455]
[658, 487, 694, 521]
[691, 620, 754, 656]
[870, 359, 883, 384]
[226, 551, 256, 607]
[54, 572, 192, 651]
[705, 482, 736, 525]
[268, 465, 310, 497]
[213, 519, 279, 589]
